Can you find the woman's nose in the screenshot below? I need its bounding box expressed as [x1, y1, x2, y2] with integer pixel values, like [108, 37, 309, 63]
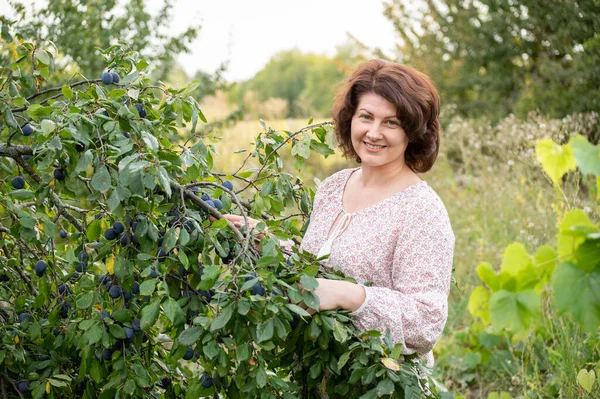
[365, 123, 383, 140]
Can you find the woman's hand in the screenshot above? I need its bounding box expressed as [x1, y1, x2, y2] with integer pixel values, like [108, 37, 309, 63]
[300, 279, 366, 314]
[220, 214, 268, 241]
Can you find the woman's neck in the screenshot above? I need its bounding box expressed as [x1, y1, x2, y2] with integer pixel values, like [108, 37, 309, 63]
[356, 161, 408, 189]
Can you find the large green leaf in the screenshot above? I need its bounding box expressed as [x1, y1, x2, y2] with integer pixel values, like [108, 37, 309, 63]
[569, 135, 600, 176]
[488, 289, 541, 334]
[500, 243, 532, 275]
[535, 138, 576, 186]
[553, 261, 600, 333]
[557, 209, 596, 258]
[468, 286, 490, 325]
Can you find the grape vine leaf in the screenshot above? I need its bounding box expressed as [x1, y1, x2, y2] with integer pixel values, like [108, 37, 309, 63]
[553, 261, 600, 333]
[535, 139, 577, 186]
[489, 289, 541, 334]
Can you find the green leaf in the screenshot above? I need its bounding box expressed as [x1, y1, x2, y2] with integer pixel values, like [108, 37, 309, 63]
[535, 138, 577, 186]
[92, 164, 112, 193]
[557, 209, 596, 258]
[163, 297, 186, 326]
[76, 292, 95, 309]
[500, 243, 532, 275]
[198, 264, 220, 290]
[291, 133, 311, 159]
[358, 387, 379, 399]
[178, 326, 203, 346]
[140, 299, 161, 331]
[75, 150, 93, 173]
[468, 286, 490, 324]
[9, 189, 34, 200]
[333, 320, 349, 343]
[123, 379, 136, 395]
[488, 290, 541, 334]
[300, 274, 318, 290]
[109, 324, 126, 339]
[553, 261, 600, 333]
[35, 49, 50, 65]
[257, 319, 274, 342]
[374, 379, 395, 396]
[61, 85, 73, 100]
[569, 135, 600, 176]
[256, 366, 267, 388]
[139, 279, 156, 296]
[236, 343, 250, 362]
[157, 166, 172, 197]
[210, 304, 234, 331]
[85, 323, 103, 345]
[534, 245, 557, 282]
[337, 351, 352, 369]
[285, 303, 311, 317]
[162, 227, 178, 253]
[41, 119, 56, 134]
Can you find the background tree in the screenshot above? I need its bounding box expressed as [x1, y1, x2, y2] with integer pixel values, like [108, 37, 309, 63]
[2, 0, 200, 81]
[384, 0, 600, 121]
[231, 49, 346, 118]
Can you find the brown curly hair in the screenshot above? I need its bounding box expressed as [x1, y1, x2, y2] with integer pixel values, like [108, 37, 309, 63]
[332, 59, 440, 173]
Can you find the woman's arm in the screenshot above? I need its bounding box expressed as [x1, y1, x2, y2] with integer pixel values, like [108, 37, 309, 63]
[349, 210, 455, 355]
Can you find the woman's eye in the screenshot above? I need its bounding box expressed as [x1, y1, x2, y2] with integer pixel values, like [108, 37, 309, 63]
[359, 114, 372, 120]
[386, 120, 399, 126]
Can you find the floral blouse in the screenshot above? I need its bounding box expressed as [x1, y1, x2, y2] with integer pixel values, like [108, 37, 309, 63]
[299, 167, 455, 367]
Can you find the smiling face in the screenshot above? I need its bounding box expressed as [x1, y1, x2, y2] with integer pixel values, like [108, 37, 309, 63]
[350, 92, 410, 169]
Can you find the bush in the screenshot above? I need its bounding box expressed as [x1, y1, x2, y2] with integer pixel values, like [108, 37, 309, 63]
[0, 32, 447, 398]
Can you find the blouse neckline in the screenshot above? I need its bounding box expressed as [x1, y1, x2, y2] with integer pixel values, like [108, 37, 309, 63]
[339, 167, 427, 216]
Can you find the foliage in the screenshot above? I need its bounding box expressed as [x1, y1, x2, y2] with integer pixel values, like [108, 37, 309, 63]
[0, 29, 446, 398]
[463, 132, 600, 396]
[230, 50, 346, 118]
[2, 0, 200, 81]
[384, 0, 600, 121]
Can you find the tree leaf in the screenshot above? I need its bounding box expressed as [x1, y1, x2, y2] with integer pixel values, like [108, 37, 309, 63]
[163, 297, 186, 327]
[140, 299, 161, 331]
[92, 164, 112, 193]
[178, 326, 203, 346]
[210, 305, 234, 331]
[257, 319, 274, 342]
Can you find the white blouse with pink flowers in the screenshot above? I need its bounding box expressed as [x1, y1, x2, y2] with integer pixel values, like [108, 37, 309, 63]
[299, 167, 455, 367]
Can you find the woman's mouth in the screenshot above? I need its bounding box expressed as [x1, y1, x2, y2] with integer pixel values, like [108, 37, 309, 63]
[363, 142, 386, 151]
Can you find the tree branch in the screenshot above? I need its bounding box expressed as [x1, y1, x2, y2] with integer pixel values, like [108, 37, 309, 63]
[239, 121, 333, 192]
[10, 78, 103, 113]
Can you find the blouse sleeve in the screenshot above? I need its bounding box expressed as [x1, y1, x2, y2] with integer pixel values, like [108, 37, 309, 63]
[350, 205, 455, 356]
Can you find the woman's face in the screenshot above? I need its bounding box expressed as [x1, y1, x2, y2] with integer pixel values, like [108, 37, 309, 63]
[350, 92, 410, 169]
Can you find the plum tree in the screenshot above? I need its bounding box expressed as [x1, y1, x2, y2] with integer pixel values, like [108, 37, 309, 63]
[0, 34, 439, 399]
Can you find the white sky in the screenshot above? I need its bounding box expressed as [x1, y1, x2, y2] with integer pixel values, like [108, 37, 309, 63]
[0, 0, 399, 82]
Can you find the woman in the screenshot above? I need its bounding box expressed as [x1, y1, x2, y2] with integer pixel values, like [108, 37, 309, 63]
[226, 59, 454, 367]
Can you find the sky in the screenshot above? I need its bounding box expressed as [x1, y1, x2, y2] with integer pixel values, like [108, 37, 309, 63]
[0, 0, 399, 82]
[169, 0, 399, 81]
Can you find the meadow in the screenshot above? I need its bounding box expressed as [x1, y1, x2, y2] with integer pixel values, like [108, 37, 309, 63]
[203, 108, 600, 398]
